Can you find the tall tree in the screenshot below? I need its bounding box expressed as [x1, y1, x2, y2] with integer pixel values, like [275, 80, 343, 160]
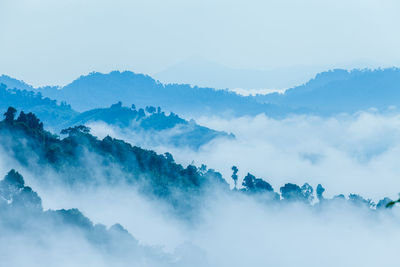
[3, 106, 17, 123]
[316, 184, 325, 202]
[231, 166, 238, 189]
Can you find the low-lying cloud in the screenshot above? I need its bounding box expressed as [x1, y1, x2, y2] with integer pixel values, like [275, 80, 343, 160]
[90, 111, 400, 200]
[19, 181, 400, 267]
[3, 111, 400, 266]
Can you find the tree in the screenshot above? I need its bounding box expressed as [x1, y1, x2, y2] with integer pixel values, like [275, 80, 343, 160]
[348, 194, 372, 207]
[164, 152, 174, 163]
[316, 184, 325, 202]
[3, 106, 17, 123]
[61, 125, 90, 136]
[17, 111, 27, 123]
[3, 169, 25, 189]
[25, 112, 43, 130]
[111, 101, 122, 109]
[386, 196, 400, 208]
[376, 197, 392, 209]
[13, 186, 42, 210]
[0, 169, 25, 200]
[137, 108, 146, 120]
[15, 111, 43, 130]
[301, 183, 314, 203]
[145, 106, 156, 114]
[280, 183, 303, 202]
[242, 173, 273, 193]
[231, 166, 238, 189]
[199, 164, 207, 174]
[280, 183, 315, 203]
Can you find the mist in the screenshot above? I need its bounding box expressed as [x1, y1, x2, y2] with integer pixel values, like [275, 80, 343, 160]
[12, 173, 400, 267]
[89, 111, 400, 200]
[2, 110, 400, 267]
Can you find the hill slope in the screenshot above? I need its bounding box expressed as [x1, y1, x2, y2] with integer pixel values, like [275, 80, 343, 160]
[0, 83, 232, 149]
[66, 102, 233, 149]
[4, 68, 400, 117]
[2, 71, 298, 117]
[255, 68, 400, 114]
[0, 83, 77, 126]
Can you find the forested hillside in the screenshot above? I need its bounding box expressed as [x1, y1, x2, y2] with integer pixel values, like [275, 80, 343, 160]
[0, 169, 189, 266]
[0, 107, 230, 214]
[5, 68, 400, 117]
[255, 68, 400, 114]
[0, 83, 232, 149]
[1, 71, 298, 117]
[68, 102, 233, 149]
[0, 83, 77, 126]
[0, 107, 393, 212]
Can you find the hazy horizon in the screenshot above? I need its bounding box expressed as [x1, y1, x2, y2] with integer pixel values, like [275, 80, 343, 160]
[1, 0, 400, 89]
[2, 64, 399, 95]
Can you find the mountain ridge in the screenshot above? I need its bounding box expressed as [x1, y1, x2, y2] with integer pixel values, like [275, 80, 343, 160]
[1, 71, 301, 117]
[255, 68, 400, 114]
[4, 68, 400, 117]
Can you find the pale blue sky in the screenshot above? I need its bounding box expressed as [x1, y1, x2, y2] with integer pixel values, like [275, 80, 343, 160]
[0, 0, 399, 88]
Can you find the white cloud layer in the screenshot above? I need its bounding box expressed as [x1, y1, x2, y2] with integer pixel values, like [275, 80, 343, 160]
[3, 112, 400, 266]
[25, 182, 400, 267]
[90, 111, 400, 200]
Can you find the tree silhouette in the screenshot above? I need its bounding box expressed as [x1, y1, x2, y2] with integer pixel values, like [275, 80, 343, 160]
[242, 173, 273, 193]
[145, 106, 156, 114]
[61, 125, 90, 135]
[316, 184, 325, 202]
[280, 183, 303, 201]
[3, 106, 17, 123]
[231, 166, 238, 189]
[301, 183, 314, 203]
[137, 108, 146, 120]
[386, 196, 400, 208]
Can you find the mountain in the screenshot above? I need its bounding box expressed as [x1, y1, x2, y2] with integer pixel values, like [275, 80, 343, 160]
[0, 71, 298, 117]
[255, 68, 400, 114]
[0, 169, 197, 266]
[0, 110, 396, 266]
[4, 68, 400, 119]
[66, 102, 234, 149]
[0, 83, 232, 149]
[0, 75, 35, 91]
[0, 107, 230, 214]
[0, 107, 392, 210]
[0, 83, 77, 126]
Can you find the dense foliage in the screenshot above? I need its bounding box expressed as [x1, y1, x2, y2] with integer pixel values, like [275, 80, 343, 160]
[67, 102, 233, 149]
[0, 107, 229, 214]
[0, 83, 77, 126]
[4, 68, 400, 119]
[0, 83, 232, 149]
[0, 107, 394, 213]
[1, 71, 298, 117]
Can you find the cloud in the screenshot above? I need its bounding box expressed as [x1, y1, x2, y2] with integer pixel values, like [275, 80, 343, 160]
[190, 112, 400, 200]
[2, 112, 400, 266]
[89, 111, 400, 200]
[20, 181, 400, 267]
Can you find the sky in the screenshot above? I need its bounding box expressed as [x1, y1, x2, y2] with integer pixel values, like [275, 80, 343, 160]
[1, 0, 400, 88]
